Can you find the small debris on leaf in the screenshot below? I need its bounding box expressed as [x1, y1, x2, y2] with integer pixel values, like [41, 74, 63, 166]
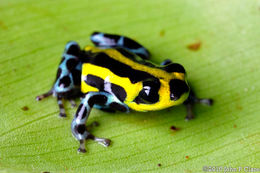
[233, 124, 237, 128]
[158, 163, 162, 167]
[159, 30, 165, 37]
[170, 125, 179, 131]
[187, 41, 201, 51]
[21, 106, 29, 111]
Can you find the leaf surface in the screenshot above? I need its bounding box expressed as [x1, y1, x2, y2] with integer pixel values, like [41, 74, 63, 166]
[0, 0, 259, 172]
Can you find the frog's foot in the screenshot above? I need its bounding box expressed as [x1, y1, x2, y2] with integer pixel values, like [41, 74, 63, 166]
[36, 89, 53, 101]
[196, 98, 213, 106]
[78, 135, 111, 153]
[184, 89, 213, 121]
[72, 124, 111, 153]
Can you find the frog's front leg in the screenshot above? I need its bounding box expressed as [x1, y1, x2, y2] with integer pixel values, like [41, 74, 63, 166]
[36, 89, 53, 101]
[184, 89, 213, 120]
[71, 91, 129, 153]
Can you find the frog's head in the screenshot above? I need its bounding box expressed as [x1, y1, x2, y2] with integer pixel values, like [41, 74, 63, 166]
[169, 78, 189, 102]
[130, 62, 190, 111]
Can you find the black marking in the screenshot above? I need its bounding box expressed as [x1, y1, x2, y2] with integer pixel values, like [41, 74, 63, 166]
[91, 32, 120, 46]
[88, 95, 108, 107]
[66, 58, 78, 71]
[55, 68, 62, 80]
[66, 43, 80, 56]
[57, 88, 82, 99]
[133, 95, 146, 104]
[76, 124, 86, 134]
[162, 63, 186, 73]
[75, 103, 88, 119]
[59, 76, 71, 88]
[114, 47, 136, 60]
[109, 102, 127, 112]
[85, 74, 127, 102]
[122, 37, 143, 49]
[100, 108, 116, 113]
[111, 84, 127, 102]
[71, 69, 81, 86]
[136, 79, 160, 104]
[169, 79, 189, 101]
[89, 53, 155, 83]
[85, 74, 104, 90]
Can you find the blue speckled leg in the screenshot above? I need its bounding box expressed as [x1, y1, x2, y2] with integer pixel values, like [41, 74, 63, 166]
[36, 41, 82, 117]
[90, 32, 151, 59]
[71, 91, 129, 153]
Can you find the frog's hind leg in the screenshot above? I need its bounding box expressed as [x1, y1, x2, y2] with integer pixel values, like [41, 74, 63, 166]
[184, 89, 213, 120]
[71, 91, 129, 153]
[90, 31, 150, 60]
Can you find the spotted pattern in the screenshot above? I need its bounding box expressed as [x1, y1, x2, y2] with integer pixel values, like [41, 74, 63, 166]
[84, 74, 127, 102]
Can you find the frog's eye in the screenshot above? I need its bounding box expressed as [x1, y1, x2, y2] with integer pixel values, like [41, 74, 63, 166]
[136, 80, 160, 104]
[64, 41, 80, 56]
[169, 79, 189, 101]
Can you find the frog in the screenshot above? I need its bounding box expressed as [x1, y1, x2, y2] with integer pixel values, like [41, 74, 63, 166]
[36, 31, 213, 153]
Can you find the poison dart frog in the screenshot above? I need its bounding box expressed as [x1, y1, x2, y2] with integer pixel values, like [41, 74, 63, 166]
[36, 32, 213, 153]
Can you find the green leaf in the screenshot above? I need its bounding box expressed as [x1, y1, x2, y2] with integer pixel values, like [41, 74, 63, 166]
[0, 0, 259, 172]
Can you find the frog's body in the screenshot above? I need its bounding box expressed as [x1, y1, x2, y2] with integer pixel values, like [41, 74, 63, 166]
[36, 32, 213, 153]
[81, 46, 189, 112]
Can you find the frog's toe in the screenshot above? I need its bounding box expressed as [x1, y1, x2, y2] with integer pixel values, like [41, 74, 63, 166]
[78, 148, 86, 153]
[77, 140, 87, 153]
[202, 98, 214, 106]
[98, 138, 111, 147]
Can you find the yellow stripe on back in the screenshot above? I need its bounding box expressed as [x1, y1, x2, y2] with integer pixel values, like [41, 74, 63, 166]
[81, 63, 142, 103]
[84, 46, 185, 81]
